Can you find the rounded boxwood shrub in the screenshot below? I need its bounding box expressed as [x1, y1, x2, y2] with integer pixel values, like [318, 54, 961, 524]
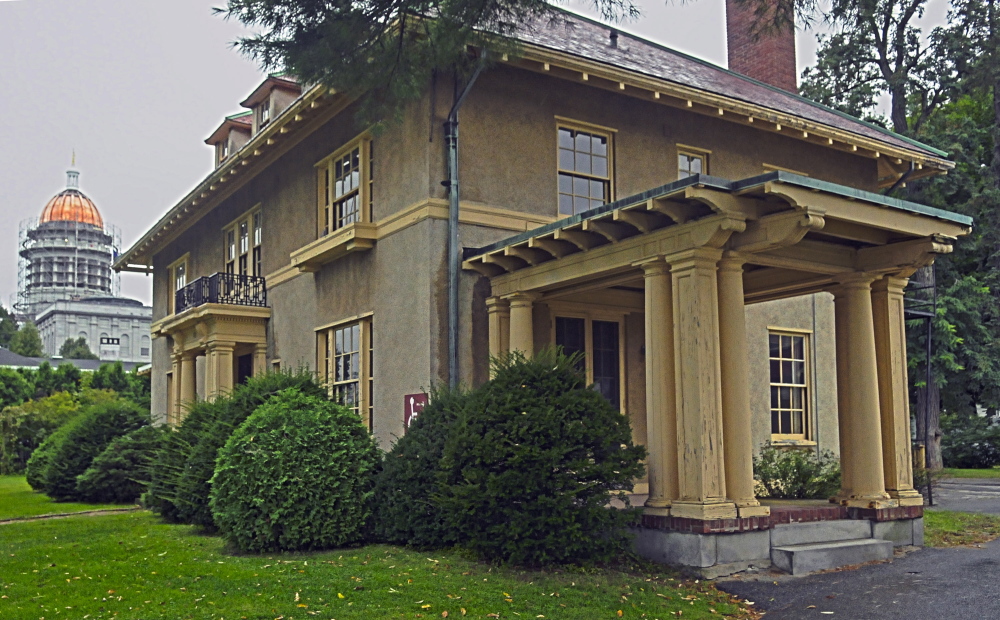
[76, 425, 166, 503]
[209, 388, 381, 552]
[42, 398, 148, 501]
[372, 386, 468, 548]
[174, 371, 327, 528]
[438, 350, 646, 566]
[753, 443, 841, 500]
[25, 422, 73, 492]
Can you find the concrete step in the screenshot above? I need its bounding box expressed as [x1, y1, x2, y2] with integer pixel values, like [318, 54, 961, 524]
[772, 538, 893, 575]
[770, 519, 872, 547]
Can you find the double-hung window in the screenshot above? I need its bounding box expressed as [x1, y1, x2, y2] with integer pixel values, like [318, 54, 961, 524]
[224, 207, 262, 277]
[168, 255, 188, 314]
[769, 331, 810, 440]
[557, 123, 613, 216]
[316, 137, 373, 237]
[318, 318, 374, 430]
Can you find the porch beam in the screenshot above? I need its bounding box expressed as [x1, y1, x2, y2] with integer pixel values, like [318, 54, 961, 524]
[490, 215, 745, 297]
[729, 210, 825, 253]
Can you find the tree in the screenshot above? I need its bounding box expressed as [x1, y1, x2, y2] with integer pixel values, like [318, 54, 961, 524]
[0, 368, 33, 410]
[219, 0, 637, 125]
[9, 322, 43, 358]
[90, 361, 130, 394]
[58, 337, 98, 360]
[0, 305, 17, 349]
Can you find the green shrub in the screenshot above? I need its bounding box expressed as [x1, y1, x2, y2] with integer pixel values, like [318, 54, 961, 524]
[41, 398, 149, 501]
[0, 368, 33, 410]
[941, 413, 1000, 469]
[1, 391, 80, 474]
[168, 371, 326, 528]
[76, 425, 166, 503]
[209, 389, 381, 552]
[753, 444, 841, 500]
[372, 386, 468, 548]
[146, 399, 218, 522]
[438, 350, 646, 566]
[25, 422, 74, 491]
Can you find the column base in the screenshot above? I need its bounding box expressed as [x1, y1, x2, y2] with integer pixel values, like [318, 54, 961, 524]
[670, 500, 738, 520]
[736, 504, 771, 518]
[643, 504, 671, 517]
[888, 489, 925, 507]
[833, 496, 899, 510]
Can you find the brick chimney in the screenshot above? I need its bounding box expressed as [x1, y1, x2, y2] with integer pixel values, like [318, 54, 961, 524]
[725, 0, 797, 93]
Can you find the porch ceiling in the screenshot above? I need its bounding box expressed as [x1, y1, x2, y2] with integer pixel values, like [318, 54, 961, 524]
[463, 172, 971, 301]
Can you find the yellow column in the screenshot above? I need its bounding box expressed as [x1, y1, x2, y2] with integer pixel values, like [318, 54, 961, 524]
[253, 343, 267, 377]
[207, 341, 235, 399]
[486, 296, 511, 358]
[832, 285, 856, 500]
[507, 293, 538, 356]
[178, 352, 197, 420]
[169, 351, 182, 425]
[833, 274, 894, 507]
[717, 256, 768, 518]
[872, 276, 924, 506]
[669, 248, 737, 520]
[641, 259, 678, 515]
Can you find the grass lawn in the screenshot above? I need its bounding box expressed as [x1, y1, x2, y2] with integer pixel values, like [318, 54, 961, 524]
[0, 476, 131, 521]
[940, 468, 1000, 479]
[0, 511, 756, 620]
[924, 510, 1000, 547]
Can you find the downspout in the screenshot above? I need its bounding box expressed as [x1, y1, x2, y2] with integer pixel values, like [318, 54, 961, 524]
[444, 54, 487, 388]
[885, 161, 916, 195]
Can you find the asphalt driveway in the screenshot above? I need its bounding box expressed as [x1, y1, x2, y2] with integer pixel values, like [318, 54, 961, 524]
[718, 538, 1000, 619]
[717, 478, 1000, 618]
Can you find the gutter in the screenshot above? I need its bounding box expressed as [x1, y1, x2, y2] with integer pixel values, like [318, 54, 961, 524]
[885, 161, 916, 195]
[444, 56, 487, 389]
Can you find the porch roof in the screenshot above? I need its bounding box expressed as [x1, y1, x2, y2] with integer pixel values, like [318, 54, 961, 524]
[463, 173, 971, 300]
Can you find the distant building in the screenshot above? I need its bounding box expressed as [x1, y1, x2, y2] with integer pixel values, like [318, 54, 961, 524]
[0, 346, 142, 372]
[16, 166, 151, 363]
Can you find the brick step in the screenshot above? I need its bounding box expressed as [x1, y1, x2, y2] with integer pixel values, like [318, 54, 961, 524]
[771, 538, 893, 575]
[770, 519, 873, 547]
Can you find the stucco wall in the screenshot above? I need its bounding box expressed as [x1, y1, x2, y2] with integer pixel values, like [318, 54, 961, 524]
[745, 293, 840, 456]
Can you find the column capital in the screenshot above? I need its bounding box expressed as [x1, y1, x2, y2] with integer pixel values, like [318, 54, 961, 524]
[485, 296, 511, 312]
[503, 291, 541, 307]
[717, 253, 747, 273]
[871, 274, 910, 296]
[831, 271, 880, 292]
[637, 257, 670, 277]
[667, 246, 724, 271]
[207, 340, 237, 353]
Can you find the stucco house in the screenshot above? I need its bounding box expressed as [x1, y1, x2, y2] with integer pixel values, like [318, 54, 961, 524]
[115, 6, 970, 575]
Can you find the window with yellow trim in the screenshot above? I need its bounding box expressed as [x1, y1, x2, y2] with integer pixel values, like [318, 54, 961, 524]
[769, 331, 810, 440]
[168, 256, 188, 314]
[223, 208, 262, 277]
[678, 149, 708, 179]
[557, 125, 613, 216]
[316, 138, 373, 237]
[318, 318, 374, 429]
[552, 313, 625, 412]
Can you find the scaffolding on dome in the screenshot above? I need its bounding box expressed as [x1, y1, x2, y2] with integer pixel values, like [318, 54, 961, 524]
[15, 216, 121, 323]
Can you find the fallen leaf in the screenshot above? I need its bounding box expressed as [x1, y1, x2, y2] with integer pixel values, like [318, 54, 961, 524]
[807, 606, 816, 609]
[442, 612, 448, 618]
[337, 593, 345, 599]
[460, 608, 467, 616]
[617, 611, 623, 617]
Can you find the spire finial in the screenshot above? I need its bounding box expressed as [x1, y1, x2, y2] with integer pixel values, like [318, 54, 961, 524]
[71, 149, 76, 167]
[66, 152, 80, 190]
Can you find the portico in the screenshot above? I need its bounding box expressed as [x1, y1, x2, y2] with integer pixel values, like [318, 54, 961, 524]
[465, 171, 969, 573]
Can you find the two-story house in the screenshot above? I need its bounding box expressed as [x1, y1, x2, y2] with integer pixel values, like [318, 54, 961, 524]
[116, 8, 970, 574]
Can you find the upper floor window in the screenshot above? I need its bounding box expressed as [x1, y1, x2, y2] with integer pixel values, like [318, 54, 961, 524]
[678, 148, 708, 179]
[218, 140, 229, 164]
[316, 137, 373, 237]
[168, 254, 189, 314]
[769, 331, 810, 440]
[557, 123, 613, 216]
[224, 207, 262, 277]
[259, 102, 271, 128]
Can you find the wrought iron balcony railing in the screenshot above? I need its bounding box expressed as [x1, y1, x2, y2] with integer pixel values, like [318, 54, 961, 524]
[175, 272, 267, 314]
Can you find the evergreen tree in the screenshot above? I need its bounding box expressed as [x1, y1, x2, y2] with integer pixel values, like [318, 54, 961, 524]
[0, 305, 17, 349]
[58, 337, 98, 360]
[9, 322, 43, 358]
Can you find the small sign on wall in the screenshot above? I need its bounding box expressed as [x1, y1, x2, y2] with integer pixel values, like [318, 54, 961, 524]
[404, 393, 428, 429]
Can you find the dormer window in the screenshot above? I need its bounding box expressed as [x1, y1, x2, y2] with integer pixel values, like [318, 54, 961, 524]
[259, 103, 271, 128]
[217, 140, 230, 165]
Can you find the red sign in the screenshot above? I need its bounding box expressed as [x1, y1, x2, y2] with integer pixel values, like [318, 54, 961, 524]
[404, 393, 428, 429]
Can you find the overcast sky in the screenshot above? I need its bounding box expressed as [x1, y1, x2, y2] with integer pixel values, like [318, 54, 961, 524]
[0, 0, 950, 310]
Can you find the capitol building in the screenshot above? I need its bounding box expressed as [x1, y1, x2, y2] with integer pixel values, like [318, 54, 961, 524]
[15, 166, 151, 363]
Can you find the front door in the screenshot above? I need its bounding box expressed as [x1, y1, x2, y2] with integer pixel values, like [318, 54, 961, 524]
[237, 353, 253, 385]
[554, 316, 621, 411]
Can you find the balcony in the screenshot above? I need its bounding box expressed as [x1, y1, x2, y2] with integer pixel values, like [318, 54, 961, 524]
[175, 273, 267, 314]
